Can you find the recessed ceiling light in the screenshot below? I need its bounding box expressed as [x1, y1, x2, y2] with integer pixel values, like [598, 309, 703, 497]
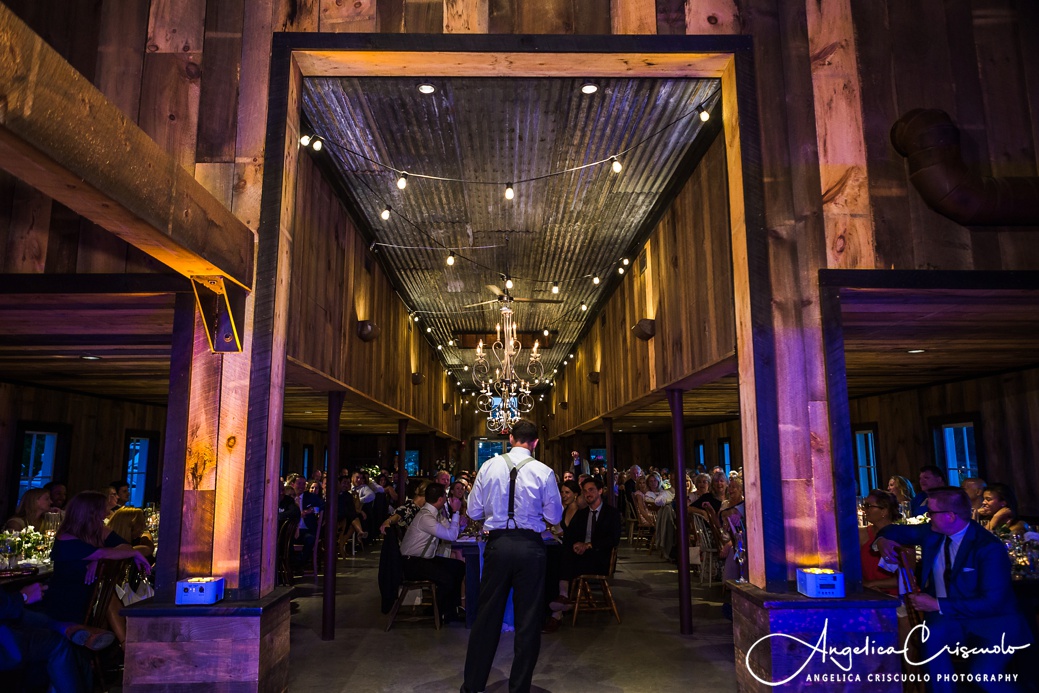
[304, 410, 313, 414]
[80, 355, 101, 361]
[907, 349, 926, 354]
[581, 84, 598, 94]
[418, 83, 435, 94]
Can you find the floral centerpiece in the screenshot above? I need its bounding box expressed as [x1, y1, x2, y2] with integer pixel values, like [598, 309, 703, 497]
[0, 525, 53, 565]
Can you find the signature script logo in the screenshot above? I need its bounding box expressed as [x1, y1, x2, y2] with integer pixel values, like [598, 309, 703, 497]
[744, 618, 1030, 686]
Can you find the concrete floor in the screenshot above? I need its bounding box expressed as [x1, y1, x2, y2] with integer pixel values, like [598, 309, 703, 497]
[286, 545, 738, 692]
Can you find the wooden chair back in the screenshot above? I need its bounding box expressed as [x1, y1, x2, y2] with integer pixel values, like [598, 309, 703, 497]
[84, 559, 131, 629]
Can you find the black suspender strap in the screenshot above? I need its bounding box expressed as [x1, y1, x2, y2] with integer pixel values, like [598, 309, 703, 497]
[505, 451, 532, 530]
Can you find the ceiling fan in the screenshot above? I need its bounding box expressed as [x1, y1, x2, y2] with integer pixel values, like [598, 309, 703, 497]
[463, 283, 564, 308]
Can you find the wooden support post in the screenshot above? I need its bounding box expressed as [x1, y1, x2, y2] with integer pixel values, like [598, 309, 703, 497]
[322, 390, 344, 640]
[397, 419, 408, 501]
[154, 293, 195, 602]
[667, 388, 693, 635]
[602, 417, 616, 507]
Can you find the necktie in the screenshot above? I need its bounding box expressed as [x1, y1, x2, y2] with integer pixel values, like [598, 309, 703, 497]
[586, 509, 598, 543]
[943, 536, 953, 595]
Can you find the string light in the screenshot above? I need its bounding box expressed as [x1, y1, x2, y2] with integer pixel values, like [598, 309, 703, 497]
[580, 303, 587, 311]
[426, 326, 432, 333]
[551, 282, 559, 294]
[447, 251, 455, 266]
[299, 135, 312, 146]
[505, 183, 514, 200]
[592, 276, 600, 285]
[397, 172, 408, 190]
[505, 277, 514, 290]
[622, 258, 630, 266]
[413, 315, 420, 322]
[698, 106, 710, 122]
[543, 329, 549, 336]
[448, 339, 455, 346]
[437, 344, 443, 350]
[381, 206, 391, 220]
[311, 139, 322, 151]
[618, 266, 625, 275]
[611, 157, 622, 173]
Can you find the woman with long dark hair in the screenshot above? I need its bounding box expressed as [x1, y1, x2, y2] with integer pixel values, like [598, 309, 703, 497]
[43, 492, 151, 643]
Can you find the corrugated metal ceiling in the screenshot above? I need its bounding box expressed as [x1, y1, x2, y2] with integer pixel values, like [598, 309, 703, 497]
[301, 76, 720, 390]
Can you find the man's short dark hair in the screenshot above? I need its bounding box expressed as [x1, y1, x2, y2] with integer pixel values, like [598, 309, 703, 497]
[509, 419, 538, 444]
[110, 479, 129, 491]
[919, 465, 946, 482]
[581, 476, 603, 491]
[425, 482, 447, 504]
[926, 486, 972, 520]
[43, 481, 64, 491]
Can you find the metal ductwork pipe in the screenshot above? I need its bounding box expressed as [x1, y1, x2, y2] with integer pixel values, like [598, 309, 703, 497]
[890, 109, 1039, 226]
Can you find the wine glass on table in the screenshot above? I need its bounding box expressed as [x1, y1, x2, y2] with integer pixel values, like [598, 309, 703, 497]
[0, 538, 14, 571]
[731, 516, 748, 584]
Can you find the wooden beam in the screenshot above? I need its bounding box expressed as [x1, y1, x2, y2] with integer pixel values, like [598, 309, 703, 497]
[322, 390, 344, 641]
[0, 273, 191, 294]
[0, 5, 254, 290]
[819, 269, 1039, 290]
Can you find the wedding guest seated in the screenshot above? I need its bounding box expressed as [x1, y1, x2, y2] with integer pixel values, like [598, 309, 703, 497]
[109, 480, 130, 511]
[5, 488, 53, 532]
[875, 487, 1033, 691]
[961, 477, 986, 520]
[552, 480, 581, 537]
[910, 465, 946, 517]
[399, 482, 465, 624]
[42, 492, 151, 647]
[887, 475, 915, 507]
[278, 483, 301, 528]
[978, 482, 1029, 536]
[692, 472, 728, 515]
[641, 472, 674, 510]
[449, 480, 470, 531]
[859, 490, 902, 594]
[106, 508, 155, 560]
[545, 478, 621, 632]
[1, 581, 115, 692]
[336, 474, 366, 545]
[44, 481, 68, 511]
[380, 480, 429, 534]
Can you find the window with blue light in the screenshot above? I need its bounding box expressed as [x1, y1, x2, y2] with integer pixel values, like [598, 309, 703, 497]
[718, 439, 731, 474]
[476, 439, 505, 469]
[693, 440, 706, 473]
[19, 430, 57, 501]
[853, 426, 878, 498]
[933, 419, 980, 487]
[303, 445, 313, 479]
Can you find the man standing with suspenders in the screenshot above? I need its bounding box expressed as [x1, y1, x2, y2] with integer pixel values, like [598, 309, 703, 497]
[461, 419, 563, 693]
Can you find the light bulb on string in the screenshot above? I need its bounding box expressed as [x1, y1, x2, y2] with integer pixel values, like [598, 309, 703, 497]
[299, 135, 312, 146]
[381, 206, 391, 221]
[618, 266, 625, 275]
[505, 184, 514, 200]
[311, 139, 322, 151]
[580, 303, 587, 311]
[592, 276, 600, 285]
[505, 277, 514, 290]
[611, 157, 622, 173]
[622, 258, 629, 266]
[543, 329, 549, 337]
[397, 172, 408, 190]
[698, 107, 710, 122]
[551, 282, 559, 294]
[447, 252, 455, 266]
[413, 315, 420, 322]
[426, 326, 432, 333]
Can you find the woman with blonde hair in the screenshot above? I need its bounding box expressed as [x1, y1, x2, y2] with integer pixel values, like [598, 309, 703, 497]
[886, 475, 915, 505]
[107, 507, 155, 559]
[5, 487, 54, 531]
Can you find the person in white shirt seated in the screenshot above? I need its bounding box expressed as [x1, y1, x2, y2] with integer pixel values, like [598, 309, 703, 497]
[398, 482, 466, 623]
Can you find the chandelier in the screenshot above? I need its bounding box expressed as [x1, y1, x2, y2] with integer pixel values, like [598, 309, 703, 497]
[473, 301, 544, 433]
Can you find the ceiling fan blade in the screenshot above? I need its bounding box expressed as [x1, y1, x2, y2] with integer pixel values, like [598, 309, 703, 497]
[462, 299, 500, 308]
[512, 298, 564, 304]
[485, 284, 504, 296]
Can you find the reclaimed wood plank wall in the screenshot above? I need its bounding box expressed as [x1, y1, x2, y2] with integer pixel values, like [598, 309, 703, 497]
[289, 153, 462, 437]
[848, 366, 1039, 517]
[0, 382, 168, 518]
[547, 134, 734, 436]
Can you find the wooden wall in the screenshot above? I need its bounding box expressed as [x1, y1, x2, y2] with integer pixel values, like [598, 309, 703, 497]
[848, 366, 1039, 516]
[0, 381, 167, 517]
[547, 133, 735, 436]
[288, 153, 462, 437]
[853, 0, 1039, 271]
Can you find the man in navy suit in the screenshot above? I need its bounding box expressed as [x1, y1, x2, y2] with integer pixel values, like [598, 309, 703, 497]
[876, 487, 1032, 692]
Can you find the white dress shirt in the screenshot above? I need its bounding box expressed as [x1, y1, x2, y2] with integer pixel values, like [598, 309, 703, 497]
[467, 447, 563, 531]
[399, 503, 460, 559]
[353, 483, 375, 504]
